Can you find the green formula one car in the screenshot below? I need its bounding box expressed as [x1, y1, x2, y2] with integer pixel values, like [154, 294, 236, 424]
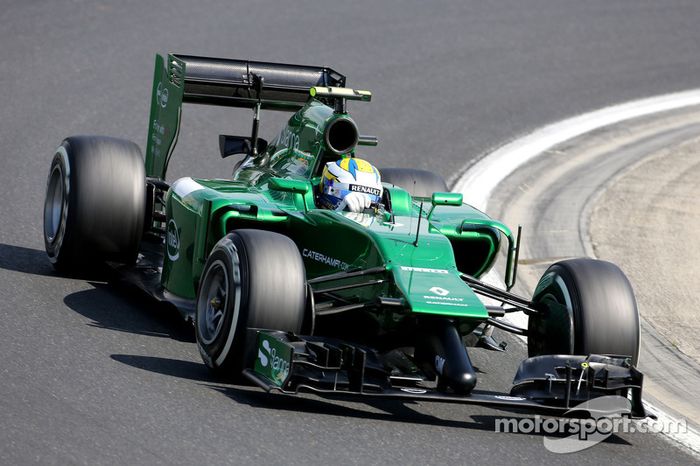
[43, 53, 646, 417]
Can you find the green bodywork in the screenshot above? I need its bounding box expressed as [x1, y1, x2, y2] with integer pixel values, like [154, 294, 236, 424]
[145, 54, 516, 329]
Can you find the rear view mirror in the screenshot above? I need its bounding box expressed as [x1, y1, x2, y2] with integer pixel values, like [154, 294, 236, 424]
[219, 135, 268, 158]
[268, 178, 311, 195]
[431, 192, 463, 207]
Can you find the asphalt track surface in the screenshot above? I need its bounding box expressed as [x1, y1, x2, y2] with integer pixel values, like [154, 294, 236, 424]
[2, 1, 700, 464]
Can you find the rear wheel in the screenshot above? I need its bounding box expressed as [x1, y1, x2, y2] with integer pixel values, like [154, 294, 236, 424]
[43, 136, 146, 272]
[528, 258, 640, 365]
[380, 168, 448, 198]
[195, 229, 306, 377]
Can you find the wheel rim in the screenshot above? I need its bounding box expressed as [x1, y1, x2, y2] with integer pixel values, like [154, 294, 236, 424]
[197, 260, 230, 345]
[44, 164, 64, 242]
[530, 272, 575, 355]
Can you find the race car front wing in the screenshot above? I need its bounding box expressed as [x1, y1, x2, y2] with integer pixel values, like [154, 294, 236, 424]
[242, 331, 648, 419]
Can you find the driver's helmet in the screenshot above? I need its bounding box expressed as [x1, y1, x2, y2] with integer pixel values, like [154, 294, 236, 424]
[318, 157, 383, 210]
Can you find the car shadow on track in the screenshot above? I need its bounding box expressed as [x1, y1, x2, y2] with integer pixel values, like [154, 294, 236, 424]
[110, 353, 631, 446]
[219, 387, 629, 445]
[0, 243, 195, 342]
[111, 354, 213, 382]
[216, 386, 632, 446]
[0, 243, 58, 277]
[64, 283, 195, 343]
[0, 242, 121, 281]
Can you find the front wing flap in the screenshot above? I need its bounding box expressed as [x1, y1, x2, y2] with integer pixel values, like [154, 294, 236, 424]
[243, 331, 648, 418]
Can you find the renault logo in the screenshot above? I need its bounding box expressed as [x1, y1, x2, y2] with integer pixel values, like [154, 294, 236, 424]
[429, 286, 449, 296]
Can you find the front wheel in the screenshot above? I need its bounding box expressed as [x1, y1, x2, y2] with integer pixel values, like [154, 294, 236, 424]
[195, 229, 306, 376]
[528, 258, 640, 365]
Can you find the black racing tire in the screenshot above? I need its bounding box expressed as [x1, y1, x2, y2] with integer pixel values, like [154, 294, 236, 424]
[528, 258, 640, 365]
[43, 136, 146, 272]
[195, 229, 306, 377]
[380, 168, 449, 198]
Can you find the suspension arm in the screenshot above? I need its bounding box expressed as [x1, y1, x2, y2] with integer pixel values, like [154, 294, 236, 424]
[460, 273, 540, 315]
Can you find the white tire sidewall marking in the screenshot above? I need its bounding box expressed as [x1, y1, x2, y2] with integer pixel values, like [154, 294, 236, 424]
[554, 274, 575, 351]
[215, 239, 242, 367]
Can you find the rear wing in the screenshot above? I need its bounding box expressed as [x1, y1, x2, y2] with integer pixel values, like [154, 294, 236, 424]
[145, 53, 346, 179]
[176, 54, 345, 110]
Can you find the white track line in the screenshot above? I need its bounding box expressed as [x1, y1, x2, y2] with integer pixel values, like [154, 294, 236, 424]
[454, 89, 700, 212]
[455, 89, 700, 456]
